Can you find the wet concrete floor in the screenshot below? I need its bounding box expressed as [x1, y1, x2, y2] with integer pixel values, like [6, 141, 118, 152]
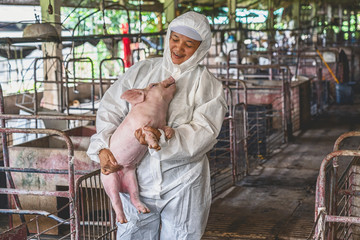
[203, 95, 360, 239]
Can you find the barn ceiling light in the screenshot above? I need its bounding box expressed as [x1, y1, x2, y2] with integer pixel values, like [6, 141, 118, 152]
[23, 23, 59, 39]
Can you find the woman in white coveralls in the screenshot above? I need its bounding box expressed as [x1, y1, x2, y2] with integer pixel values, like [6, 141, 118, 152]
[87, 11, 227, 239]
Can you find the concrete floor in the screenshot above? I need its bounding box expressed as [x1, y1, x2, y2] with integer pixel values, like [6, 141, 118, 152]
[203, 94, 360, 239]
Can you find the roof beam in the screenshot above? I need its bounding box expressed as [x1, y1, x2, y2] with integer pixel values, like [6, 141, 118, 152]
[0, 0, 39, 5]
[0, 0, 163, 12]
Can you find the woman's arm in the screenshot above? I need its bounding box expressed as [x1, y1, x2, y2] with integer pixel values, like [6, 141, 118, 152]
[149, 71, 228, 162]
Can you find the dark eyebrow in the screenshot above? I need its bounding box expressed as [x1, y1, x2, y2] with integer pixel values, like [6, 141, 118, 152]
[171, 32, 179, 38]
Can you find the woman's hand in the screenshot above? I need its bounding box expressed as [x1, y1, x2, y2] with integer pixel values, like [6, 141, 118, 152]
[99, 149, 123, 175]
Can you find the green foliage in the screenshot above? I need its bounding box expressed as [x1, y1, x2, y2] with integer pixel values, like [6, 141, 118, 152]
[61, 7, 161, 35]
[61, 6, 162, 78]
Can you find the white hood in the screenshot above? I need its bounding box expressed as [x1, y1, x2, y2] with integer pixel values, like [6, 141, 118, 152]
[162, 11, 212, 78]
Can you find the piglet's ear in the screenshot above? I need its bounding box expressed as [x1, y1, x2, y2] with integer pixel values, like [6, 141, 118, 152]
[121, 89, 145, 105]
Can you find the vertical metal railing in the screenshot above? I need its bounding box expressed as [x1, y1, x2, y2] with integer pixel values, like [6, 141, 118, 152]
[75, 170, 117, 240]
[65, 57, 96, 115]
[207, 85, 235, 197]
[33, 56, 64, 115]
[0, 127, 76, 240]
[99, 57, 125, 99]
[313, 132, 360, 239]
[222, 63, 293, 180]
[0, 82, 96, 239]
[0, 82, 28, 234]
[220, 79, 250, 179]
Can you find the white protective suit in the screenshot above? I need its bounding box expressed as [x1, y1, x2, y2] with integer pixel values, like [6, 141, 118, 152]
[87, 11, 227, 240]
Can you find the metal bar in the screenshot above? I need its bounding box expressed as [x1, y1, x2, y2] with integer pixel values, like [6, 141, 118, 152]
[222, 86, 235, 185]
[79, 221, 112, 227]
[333, 131, 360, 151]
[329, 131, 360, 237]
[94, 172, 104, 237]
[315, 150, 360, 218]
[338, 189, 360, 196]
[99, 57, 125, 98]
[95, 227, 117, 240]
[282, 68, 292, 142]
[0, 209, 70, 223]
[0, 31, 167, 44]
[316, 48, 340, 84]
[85, 177, 91, 239]
[0, 188, 69, 197]
[0, 167, 93, 175]
[220, 79, 249, 178]
[77, 183, 84, 240]
[0, 113, 96, 121]
[325, 215, 360, 224]
[227, 63, 282, 70]
[0, 84, 28, 232]
[90, 172, 96, 237]
[65, 57, 96, 116]
[29, 216, 74, 239]
[34, 56, 64, 115]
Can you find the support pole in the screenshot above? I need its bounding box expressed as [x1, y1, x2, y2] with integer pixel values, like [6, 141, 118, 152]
[164, 0, 177, 28]
[40, 0, 63, 111]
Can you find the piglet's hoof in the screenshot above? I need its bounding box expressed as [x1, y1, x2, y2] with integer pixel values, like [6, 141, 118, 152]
[163, 126, 175, 140]
[116, 212, 128, 224]
[117, 217, 128, 224]
[136, 204, 151, 214]
[148, 143, 161, 151]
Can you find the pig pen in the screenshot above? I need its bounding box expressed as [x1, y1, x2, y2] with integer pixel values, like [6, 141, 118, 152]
[313, 132, 360, 240]
[207, 86, 235, 198]
[0, 122, 118, 240]
[220, 63, 311, 181]
[7, 125, 99, 234]
[226, 47, 339, 116]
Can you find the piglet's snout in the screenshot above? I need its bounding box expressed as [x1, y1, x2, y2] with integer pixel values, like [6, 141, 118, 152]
[161, 77, 175, 88]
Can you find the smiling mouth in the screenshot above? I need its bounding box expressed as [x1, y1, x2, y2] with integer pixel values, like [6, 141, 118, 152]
[172, 52, 184, 58]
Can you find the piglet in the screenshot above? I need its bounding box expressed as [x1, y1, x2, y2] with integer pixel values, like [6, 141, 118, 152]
[101, 76, 176, 224]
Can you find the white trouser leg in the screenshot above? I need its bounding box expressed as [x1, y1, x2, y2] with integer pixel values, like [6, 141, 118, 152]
[116, 193, 161, 240]
[159, 179, 211, 240]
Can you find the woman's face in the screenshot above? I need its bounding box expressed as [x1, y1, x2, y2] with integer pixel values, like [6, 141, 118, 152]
[169, 31, 201, 65]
